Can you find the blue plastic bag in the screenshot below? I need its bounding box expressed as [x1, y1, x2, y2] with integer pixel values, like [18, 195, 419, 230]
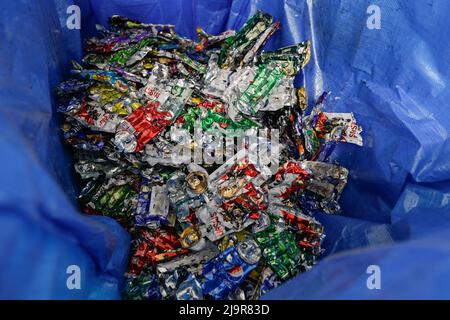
[0, 0, 449, 299]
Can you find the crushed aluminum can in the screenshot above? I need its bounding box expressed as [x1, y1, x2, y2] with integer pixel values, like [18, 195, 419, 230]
[200, 239, 261, 299]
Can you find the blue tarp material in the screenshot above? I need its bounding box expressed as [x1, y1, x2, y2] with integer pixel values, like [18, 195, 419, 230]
[0, 0, 449, 299]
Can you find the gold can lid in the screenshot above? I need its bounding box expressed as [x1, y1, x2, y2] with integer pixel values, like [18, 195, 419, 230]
[179, 226, 201, 248]
[186, 171, 208, 194]
[218, 184, 238, 199]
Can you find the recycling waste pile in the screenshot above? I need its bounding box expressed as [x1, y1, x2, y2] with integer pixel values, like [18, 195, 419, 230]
[56, 12, 363, 300]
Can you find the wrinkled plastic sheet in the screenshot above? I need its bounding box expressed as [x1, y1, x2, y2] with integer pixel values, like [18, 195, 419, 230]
[0, 0, 449, 299]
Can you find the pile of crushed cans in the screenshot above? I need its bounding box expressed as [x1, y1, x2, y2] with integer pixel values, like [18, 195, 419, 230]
[56, 11, 363, 300]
